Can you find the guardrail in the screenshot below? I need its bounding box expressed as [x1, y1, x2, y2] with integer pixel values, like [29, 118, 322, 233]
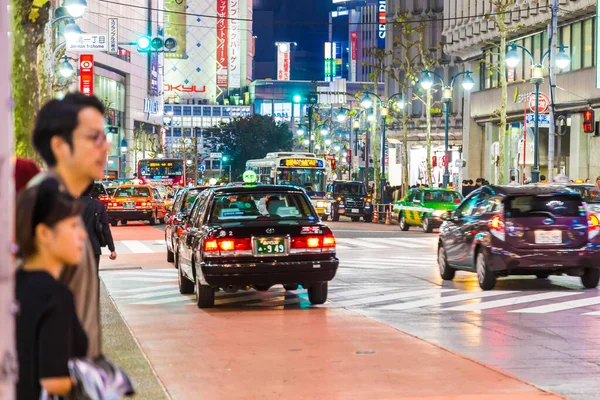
[373, 203, 394, 224]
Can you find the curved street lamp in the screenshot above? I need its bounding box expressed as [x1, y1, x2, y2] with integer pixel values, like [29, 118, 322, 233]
[419, 69, 474, 187]
[64, 0, 88, 17]
[505, 43, 570, 183]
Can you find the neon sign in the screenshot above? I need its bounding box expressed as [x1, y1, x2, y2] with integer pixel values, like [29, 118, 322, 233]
[378, 0, 386, 47]
[164, 84, 207, 93]
[281, 159, 323, 168]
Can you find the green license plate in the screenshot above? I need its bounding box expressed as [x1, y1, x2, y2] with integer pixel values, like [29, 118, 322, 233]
[256, 238, 286, 255]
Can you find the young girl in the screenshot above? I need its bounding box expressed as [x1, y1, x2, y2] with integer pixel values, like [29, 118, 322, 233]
[15, 179, 89, 399]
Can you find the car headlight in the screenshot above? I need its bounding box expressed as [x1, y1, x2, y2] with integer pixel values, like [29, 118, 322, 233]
[316, 201, 325, 207]
[433, 210, 445, 217]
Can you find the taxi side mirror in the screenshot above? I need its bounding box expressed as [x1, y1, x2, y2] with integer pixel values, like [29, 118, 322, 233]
[413, 199, 420, 204]
[441, 211, 452, 221]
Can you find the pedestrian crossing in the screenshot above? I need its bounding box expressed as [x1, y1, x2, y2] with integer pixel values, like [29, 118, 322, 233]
[101, 236, 438, 255]
[100, 267, 600, 316]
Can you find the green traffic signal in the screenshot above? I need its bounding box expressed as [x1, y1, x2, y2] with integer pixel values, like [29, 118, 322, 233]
[137, 36, 151, 51]
[222, 156, 229, 162]
[293, 94, 302, 103]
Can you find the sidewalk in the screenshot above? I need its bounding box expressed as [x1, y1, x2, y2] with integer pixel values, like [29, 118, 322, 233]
[109, 302, 564, 399]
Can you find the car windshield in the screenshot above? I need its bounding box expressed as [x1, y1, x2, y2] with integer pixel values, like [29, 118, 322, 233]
[423, 190, 461, 203]
[182, 189, 202, 213]
[333, 183, 365, 195]
[209, 192, 316, 223]
[567, 185, 600, 204]
[505, 194, 585, 218]
[114, 187, 151, 198]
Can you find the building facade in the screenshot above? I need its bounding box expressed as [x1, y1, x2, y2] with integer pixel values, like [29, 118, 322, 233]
[76, 0, 164, 179]
[444, 0, 600, 183]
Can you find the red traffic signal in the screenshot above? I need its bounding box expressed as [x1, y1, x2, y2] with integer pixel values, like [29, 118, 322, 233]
[583, 109, 595, 133]
[432, 156, 437, 167]
[441, 155, 448, 167]
[331, 159, 337, 170]
[346, 150, 351, 163]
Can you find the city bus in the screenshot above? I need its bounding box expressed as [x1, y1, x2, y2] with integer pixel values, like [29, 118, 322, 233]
[246, 152, 331, 220]
[137, 158, 185, 187]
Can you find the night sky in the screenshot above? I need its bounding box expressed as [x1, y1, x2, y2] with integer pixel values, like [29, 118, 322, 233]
[253, 0, 333, 80]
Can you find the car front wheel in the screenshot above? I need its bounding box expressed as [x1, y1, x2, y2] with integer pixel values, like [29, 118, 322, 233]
[308, 282, 328, 304]
[399, 214, 409, 231]
[581, 268, 600, 289]
[167, 249, 175, 263]
[422, 215, 433, 233]
[438, 244, 455, 280]
[110, 220, 118, 227]
[476, 252, 496, 290]
[321, 215, 329, 222]
[196, 278, 215, 308]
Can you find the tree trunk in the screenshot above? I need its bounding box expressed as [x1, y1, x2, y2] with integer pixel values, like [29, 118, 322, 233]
[426, 90, 433, 185]
[402, 91, 409, 197]
[11, 0, 48, 158]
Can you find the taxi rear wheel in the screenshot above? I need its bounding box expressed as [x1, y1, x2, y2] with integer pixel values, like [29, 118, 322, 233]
[120, 220, 128, 225]
[254, 285, 271, 292]
[196, 279, 215, 308]
[308, 282, 328, 305]
[177, 255, 194, 295]
[581, 268, 600, 289]
[167, 249, 175, 263]
[322, 215, 329, 222]
[110, 220, 118, 227]
[399, 214, 409, 231]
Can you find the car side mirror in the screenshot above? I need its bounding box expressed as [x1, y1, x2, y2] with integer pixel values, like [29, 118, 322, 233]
[413, 199, 420, 204]
[441, 210, 452, 221]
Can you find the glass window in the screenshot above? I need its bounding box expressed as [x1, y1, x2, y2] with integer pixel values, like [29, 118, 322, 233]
[208, 192, 316, 223]
[423, 190, 461, 204]
[505, 194, 584, 218]
[173, 106, 182, 116]
[491, 52, 498, 88]
[561, 25, 571, 71]
[183, 128, 192, 137]
[456, 193, 480, 217]
[572, 22, 582, 70]
[332, 182, 366, 195]
[164, 105, 172, 114]
[193, 106, 202, 116]
[583, 19, 593, 68]
[181, 189, 204, 214]
[533, 33, 541, 65]
[223, 108, 231, 116]
[203, 107, 211, 116]
[173, 128, 182, 137]
[114, 187, 151, 197]
[523, 36, 532, 80]
[213, 107, 221, 116]
[191, 192, 210, 227]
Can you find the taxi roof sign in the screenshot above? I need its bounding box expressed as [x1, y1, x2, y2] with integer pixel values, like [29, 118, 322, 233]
[243, 170, 258, 184]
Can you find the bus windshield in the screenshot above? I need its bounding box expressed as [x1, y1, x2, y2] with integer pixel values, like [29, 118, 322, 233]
[277, 168, 326, 193]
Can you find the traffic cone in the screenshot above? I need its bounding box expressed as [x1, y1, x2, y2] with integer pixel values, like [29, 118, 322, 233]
[373, 205, 379, 223]
[385, 205, 391, 225]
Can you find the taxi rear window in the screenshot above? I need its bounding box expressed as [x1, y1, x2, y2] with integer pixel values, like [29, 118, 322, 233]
[115, 187, 151, 197]
[423, 190, 461, 203]
[209, 192, 315, 222]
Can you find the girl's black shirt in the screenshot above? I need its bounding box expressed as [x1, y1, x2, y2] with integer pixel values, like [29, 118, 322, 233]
[16, 270, 88, 400]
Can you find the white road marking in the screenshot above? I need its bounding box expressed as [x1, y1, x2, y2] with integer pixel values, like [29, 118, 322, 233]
[325, 288, 458, 308]
[447, 292, 582, 311]
[118, 277, 177, 283]
[121, 240, 155, 254]
[336, 238, 388, 249]
[121, 289, 181, 299]
[111, 284, 176, 294]
[377, 291, 517, 311]
[133, 295, 195, 305]
[509, 295, 600, 314]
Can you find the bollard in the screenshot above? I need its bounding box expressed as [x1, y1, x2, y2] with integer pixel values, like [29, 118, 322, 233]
[385, 204, 391, 225]
[372, 204, 379, 223]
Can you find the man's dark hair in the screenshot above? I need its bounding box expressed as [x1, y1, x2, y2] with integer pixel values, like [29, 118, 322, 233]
[468, 180, 473, 185]
[510, 176, 516, 181]
[33, 93, 105, 167]
[540, 175, 546, 181]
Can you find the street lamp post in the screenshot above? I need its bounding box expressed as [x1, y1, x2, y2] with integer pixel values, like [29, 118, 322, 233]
[360, 91, 404, 201]
[420, 70, 475, 187]
[120, 139, 128, 180]
[505, 43, 570, 183]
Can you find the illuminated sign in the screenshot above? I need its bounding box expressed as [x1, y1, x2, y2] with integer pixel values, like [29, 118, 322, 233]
[281, 159, 324, 168]
[378, 0, 386, 48]
[79, 54, 94, 96]
[148, 162, 174, 167]
[216, 0, 228, 87]
[164, 84, 207, 93]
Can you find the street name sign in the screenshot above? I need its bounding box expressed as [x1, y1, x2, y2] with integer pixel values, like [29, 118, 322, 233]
[67, 34, 108, 51]
[210, 152, 223, 158]
[525, 113, 551, 128]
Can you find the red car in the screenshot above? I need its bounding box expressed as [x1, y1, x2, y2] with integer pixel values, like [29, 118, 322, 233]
[438, 184, 600, 290]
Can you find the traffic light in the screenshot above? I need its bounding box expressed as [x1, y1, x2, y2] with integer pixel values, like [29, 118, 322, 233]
[431, 156, 437, 167]
[441, 155, 448, 167]
[330, 159, 337, 170]
[222, 155, 229, 162]
[293, 94, 302, 103]
[346, 150, 351, 163]
[291, 93, 318, 105]
[583, 109, 595, 133]
[137, 36, 178, 52]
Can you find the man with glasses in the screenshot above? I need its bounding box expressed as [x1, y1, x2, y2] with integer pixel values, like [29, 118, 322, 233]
[26, 93, 110, 359]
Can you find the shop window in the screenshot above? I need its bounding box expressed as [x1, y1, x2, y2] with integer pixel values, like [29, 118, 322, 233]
[183, 128, 192, 137]
[213, 107, 221, 116]
[560, 25, 571, 71]
[173, 128, 182, 137]
[183, 106, 192, 116]
[223, 108, 231, 116]
[583, 19, 593, 68]
[203, 107, 211, 116]
[193, 107, 202, 116]
[572, 22, 582, 71]
[173, 106, 182, 116]
[164, 105, 172, 114]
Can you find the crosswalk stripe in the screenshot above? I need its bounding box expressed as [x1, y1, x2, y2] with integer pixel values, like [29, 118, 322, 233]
[325, 288, 458, 308]
[377, 291, 517, 311]
[579, 309, 600, 316]
[395, 238, 436, 247]
[133, 295, 194, 305]
[509, 295, 600, 314]
[111, 284, 176, 294]
[121, 240, 155, 254]
[329, 287, 399, 299]
[336, 238, 388, 249]
[446, 292, 582, 311]
[246, 297, 305, 307]
[105, 271, 177, 278]
[370, 238, 430, 248]
[119, 277, 177, 282]
[121, 289, 181, 299]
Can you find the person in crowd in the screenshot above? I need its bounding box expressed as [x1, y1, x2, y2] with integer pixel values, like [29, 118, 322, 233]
[29, 93, 109, 359]
[595, 176, 600, 189]
[540, 175, 548, 184]
[15, 179, 89, 399]
[384, 182, 394, 204]
[585, 178, 591, 183]
[131, 173, 142, 185]
[81, 183, 117, 268]
[475, 178, 483, 187]
[509, 175, 519, 185]
[14, 157, 41, 194]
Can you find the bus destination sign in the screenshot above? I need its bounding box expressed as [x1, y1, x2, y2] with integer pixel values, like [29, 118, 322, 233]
[281, 159, 324, 168]
[148, 162, 174, 167]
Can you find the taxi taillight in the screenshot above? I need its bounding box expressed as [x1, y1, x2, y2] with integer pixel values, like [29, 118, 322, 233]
[203, 238, 252, 253]
[291, 234, 336, 252]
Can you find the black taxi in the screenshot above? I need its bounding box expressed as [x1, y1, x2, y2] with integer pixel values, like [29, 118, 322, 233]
[175, 178, 339, 308]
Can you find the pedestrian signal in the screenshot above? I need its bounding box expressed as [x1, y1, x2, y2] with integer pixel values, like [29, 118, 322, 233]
[431, 156, 437, 167]
[583, 109, 595, 134]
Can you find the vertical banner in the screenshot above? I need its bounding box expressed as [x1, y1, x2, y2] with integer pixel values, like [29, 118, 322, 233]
[229, 0, 241, 88]
[350, 31, 357, 82]
[378, 0, 386, 49]
[164, 0, 186, 59]
[108, 18, 118, 54]
[596, 0, 600, 87]
[277, 42, 291, 80]
[216, 0, 228, 87]
[79, 54, 94, 96]
[150, 52, 159, 95]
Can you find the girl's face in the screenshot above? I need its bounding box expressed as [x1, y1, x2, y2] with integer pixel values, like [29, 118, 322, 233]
[43, 216, 87, 265]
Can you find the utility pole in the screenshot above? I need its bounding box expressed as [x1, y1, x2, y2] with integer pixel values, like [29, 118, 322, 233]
[0, 0, 17, 397]
[547, 0, 559, 181]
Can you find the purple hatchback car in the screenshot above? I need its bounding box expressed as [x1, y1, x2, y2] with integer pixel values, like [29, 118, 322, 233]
[438, 185, 600, 290]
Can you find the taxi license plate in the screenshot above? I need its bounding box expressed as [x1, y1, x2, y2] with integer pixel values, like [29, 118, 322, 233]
[535, 230, 562, 244]
[351, 208, 359, 213]
[124, 202, 135, 209]
[255, 238, 286, 255]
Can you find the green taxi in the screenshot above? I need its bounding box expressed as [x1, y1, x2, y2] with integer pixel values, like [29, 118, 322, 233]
[393, 187, 463, 233]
